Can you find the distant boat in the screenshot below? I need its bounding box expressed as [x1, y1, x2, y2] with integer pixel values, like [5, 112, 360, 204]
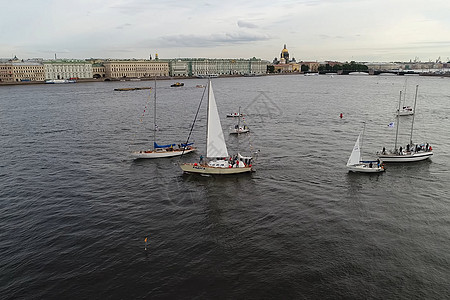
[196, 84, 205, 88]
[180, 79, 254, 175]
[114, 87, 152, 91]
[226, 112, 245, 118]
[45, 79, 76, 84]
[196, 74, 219, 78]
[230, 107, 249, 134]
[170, 82, 184, 87]
[304, 72, 319, 76]
[398, 105, 414, 116]
[348, 72, 369, 75]
[347, 124, 385, 173]
[397, 80, 414, 116]
[377, 85, 433, 162]
[131, 79, 196, 159]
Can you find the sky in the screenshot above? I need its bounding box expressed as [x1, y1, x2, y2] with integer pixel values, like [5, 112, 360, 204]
[1, 0, 450, 62]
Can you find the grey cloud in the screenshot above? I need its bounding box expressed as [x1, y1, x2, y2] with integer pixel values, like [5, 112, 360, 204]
[157, 31, 271, 47]
[238, 20, 258, 28]
[116, 23, 132, 30]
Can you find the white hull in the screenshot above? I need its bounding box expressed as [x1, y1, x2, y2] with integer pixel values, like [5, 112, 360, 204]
[180, 163, 252, 175]
[131, 148, 196, 159]
[377, 151, 433, 162]
[230, 129, 249, 134]
[347, 164, 385, 173]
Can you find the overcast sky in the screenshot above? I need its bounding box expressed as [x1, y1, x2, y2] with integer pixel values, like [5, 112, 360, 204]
[2, 0, 450, 62]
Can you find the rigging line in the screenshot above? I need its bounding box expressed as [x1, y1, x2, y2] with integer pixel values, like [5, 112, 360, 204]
[179, 84, 207, 159]
[130, 89, 153, 151]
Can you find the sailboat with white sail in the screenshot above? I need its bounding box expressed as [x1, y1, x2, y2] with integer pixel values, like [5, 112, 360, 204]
[131, 79, 196, 159]
[377, 85, 433, 162]
[180, 80, 254, 174]
[347, 124, 385, 173]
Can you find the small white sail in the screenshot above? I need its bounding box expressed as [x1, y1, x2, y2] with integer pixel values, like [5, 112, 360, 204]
[206, 81, 229, 158]
[347, 133, 361, 166]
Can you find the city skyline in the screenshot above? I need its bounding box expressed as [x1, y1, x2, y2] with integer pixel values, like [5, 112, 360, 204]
[2, 0, 450, 62]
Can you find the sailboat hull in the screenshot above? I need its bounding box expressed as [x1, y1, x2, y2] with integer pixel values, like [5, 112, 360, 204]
[347, 164, 385, 173]
[131, 148, 196, 159]
[180, 163, 252, 175]
[377, 151, 433, 162]
[230, 129, 250, 134]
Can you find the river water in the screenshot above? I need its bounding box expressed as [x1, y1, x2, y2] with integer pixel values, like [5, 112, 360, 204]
[1, 75, 449, 299]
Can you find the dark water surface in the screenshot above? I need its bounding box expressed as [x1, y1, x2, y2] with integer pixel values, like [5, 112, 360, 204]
[1, 75, 450, 299]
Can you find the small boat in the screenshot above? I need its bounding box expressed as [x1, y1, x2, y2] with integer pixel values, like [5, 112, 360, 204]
[180, 80, 254, 175]
[397, 80, 414, 116]
[348, 72, 369, 75]
[229, 107, 249, 134]
[170, 82, 184, 87]
[196, 74, 218, 78]
[347, 124, 385, 173]
[377, 85, 433, 163]
[131, 79, 196, 159]
[226, 112, 245, 118]
[398, 105, 414, 116]
[45, 79, 76, 84]
[114, 87, 152, 91]
[196, 84, 205, 88]
[132, 142, 195, 159]
[230, 125, 250, 134]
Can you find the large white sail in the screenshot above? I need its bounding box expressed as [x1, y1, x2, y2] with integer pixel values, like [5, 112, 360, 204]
[206, 80, 229, 158]
[347, 133, 361, 166]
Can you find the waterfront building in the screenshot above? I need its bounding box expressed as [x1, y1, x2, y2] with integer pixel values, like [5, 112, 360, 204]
[169, 60, 188, 77]
[103, 60, 169, 78]
[365, 62, 400, 71]
[167, 58, 268, 77]
[92, 64, 106, 79]
[0, 57, 45, 82]
[271, 44, 301, 73]
[299, 61, 319, 72]
[44, 60, 93, 80]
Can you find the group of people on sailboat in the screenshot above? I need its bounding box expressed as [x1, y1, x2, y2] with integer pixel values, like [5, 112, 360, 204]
[197, 155, 252, 168]
[381, 143, 432, 156]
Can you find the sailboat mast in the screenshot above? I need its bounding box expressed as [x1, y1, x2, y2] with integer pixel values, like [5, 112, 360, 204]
[394, 90, 402, 151]
[361, 122, 366, 161]
[153, 77, 157, 150]
[206, 79, 211, 155]
[409, 85, 419, 145]
[237, 106, 241, 154]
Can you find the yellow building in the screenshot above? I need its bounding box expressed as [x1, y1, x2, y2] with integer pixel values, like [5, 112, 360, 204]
[0, 59, 45, 82]
[103, 60, 169, 78]
[92, 64, 106, 78]
[300, 61, 319, 72]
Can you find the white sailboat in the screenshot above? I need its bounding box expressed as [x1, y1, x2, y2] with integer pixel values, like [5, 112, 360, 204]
[180, 80, 254, 175]
[377, 85, 433, 162]
[347, 125, 385, 173]
[131, 79, 196, 159]
[230, 107, 250, 134]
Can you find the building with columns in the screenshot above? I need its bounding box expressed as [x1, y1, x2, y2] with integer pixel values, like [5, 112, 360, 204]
[103, 60, 169, 78]
[44, 60, 93, 80]
[168, 58, 268, 77]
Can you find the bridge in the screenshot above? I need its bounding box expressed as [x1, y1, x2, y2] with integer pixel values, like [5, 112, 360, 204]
[320, 70, 421, 75]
